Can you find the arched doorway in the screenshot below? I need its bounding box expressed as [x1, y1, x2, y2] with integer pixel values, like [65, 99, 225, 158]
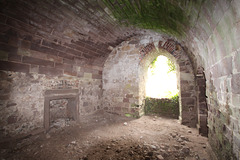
[102, 37, 208, 136]
[143, 54, 180, 119]
[138, 40, 197, 128]
[146, 55, 178, 99]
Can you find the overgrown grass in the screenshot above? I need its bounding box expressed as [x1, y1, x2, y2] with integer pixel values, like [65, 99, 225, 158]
[144, 94, 179, 118]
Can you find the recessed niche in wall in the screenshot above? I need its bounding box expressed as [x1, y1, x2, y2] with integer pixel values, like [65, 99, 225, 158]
[44, 89, 79, 131]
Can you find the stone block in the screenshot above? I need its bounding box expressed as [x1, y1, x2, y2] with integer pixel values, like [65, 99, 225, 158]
[20, 40, 31, 49]
[65, 42, 85, 51]
[63, 70, 77, 77]
[231, 0, 240, 22]
[17, 48, 31, 56]
[114, 97, 123, 103]
[180, 72, 194, 82]
[63, 58, 74, 65]
[212, 57, 232, 78]
[233, 51, 240, 73]
[31, 43, 58, 56]
[30, 64, 39, 73]
[87, 50, 99, 57]
[121, 107, 130, 113]
[182, 97, 195, 106]
[200, 102, 207, 110]
[6, 18, 36, 34]
[232, 73, 240, 94]
[0, 60, 29, 73]
[181, 92, 191, 97]
[39, 66, 63, 76]
[42, 40, 67, 52]
[8, 54, 22, 62]
[66, 48, 82, 57]
[58, 51, 74, 60]
[46, 54, 63, 63]
[233, 132, 240, 149]
[77, 72, 84, 77]
[23, 56, 54, 67]
[0, 51, 8, 60]
[44, 89, 79, 96]
[231, 94, 240, 107]
[198, 114, 208, 136]
[55, 62, 72, 71]
[233, 143, 240, 160]
[83, 73, 92, 79]
[81, 67, 93, 73]
[0, 43, 18, 55]
[230, 116, 239, 133]
[92, 74, 102, 79]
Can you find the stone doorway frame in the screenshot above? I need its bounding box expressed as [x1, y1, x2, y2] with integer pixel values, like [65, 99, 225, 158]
[44, 89, 79, 131]
[138, 39, 208, 136]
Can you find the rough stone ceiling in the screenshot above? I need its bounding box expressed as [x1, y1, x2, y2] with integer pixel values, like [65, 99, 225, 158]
[0, 0, 204, 60]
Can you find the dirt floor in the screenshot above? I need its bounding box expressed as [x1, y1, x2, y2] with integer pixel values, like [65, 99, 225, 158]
[0, 111, 214, 160]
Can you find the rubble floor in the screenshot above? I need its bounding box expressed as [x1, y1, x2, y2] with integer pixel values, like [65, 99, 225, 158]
[0, 111, 213, 160]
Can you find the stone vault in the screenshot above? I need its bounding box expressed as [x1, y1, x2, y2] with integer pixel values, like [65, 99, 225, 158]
[0, 0, 239, 159]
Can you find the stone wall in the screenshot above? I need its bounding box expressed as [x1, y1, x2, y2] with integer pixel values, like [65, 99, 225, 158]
[102, 41, 140, 116]
[103, 36, 199, 128]
[0, 0, 111, 139]
[184, 0, 240, 159]
[0, 70, 102, 139]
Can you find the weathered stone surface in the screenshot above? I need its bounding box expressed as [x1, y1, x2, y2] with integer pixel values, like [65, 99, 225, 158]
[233, 51, 240, 73]
[0, 60, 29, 73]
[23, 56, 54, 67]
[232, 73, 240, 94]
[8, 54, 22, 62]
[39, 66, 63, 76]
[0, 43, 18, 55]
[0, 71, 102, 138]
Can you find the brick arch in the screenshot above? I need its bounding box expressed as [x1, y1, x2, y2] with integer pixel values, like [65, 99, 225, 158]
[138, 39, 198, 128]
[102, 37, 207, 135]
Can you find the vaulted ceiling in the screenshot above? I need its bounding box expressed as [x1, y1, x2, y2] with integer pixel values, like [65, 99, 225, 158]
[0, 0, 205, 62]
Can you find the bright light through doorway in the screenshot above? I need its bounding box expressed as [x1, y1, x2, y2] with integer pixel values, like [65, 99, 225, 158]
[146, 56, 178, 98]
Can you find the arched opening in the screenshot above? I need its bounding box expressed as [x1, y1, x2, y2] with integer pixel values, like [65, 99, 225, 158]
[138, 40, 199, 129]
[139, 48, 181, 119]
[146, 55, 178, 98]
[144, 55, 180, 119]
